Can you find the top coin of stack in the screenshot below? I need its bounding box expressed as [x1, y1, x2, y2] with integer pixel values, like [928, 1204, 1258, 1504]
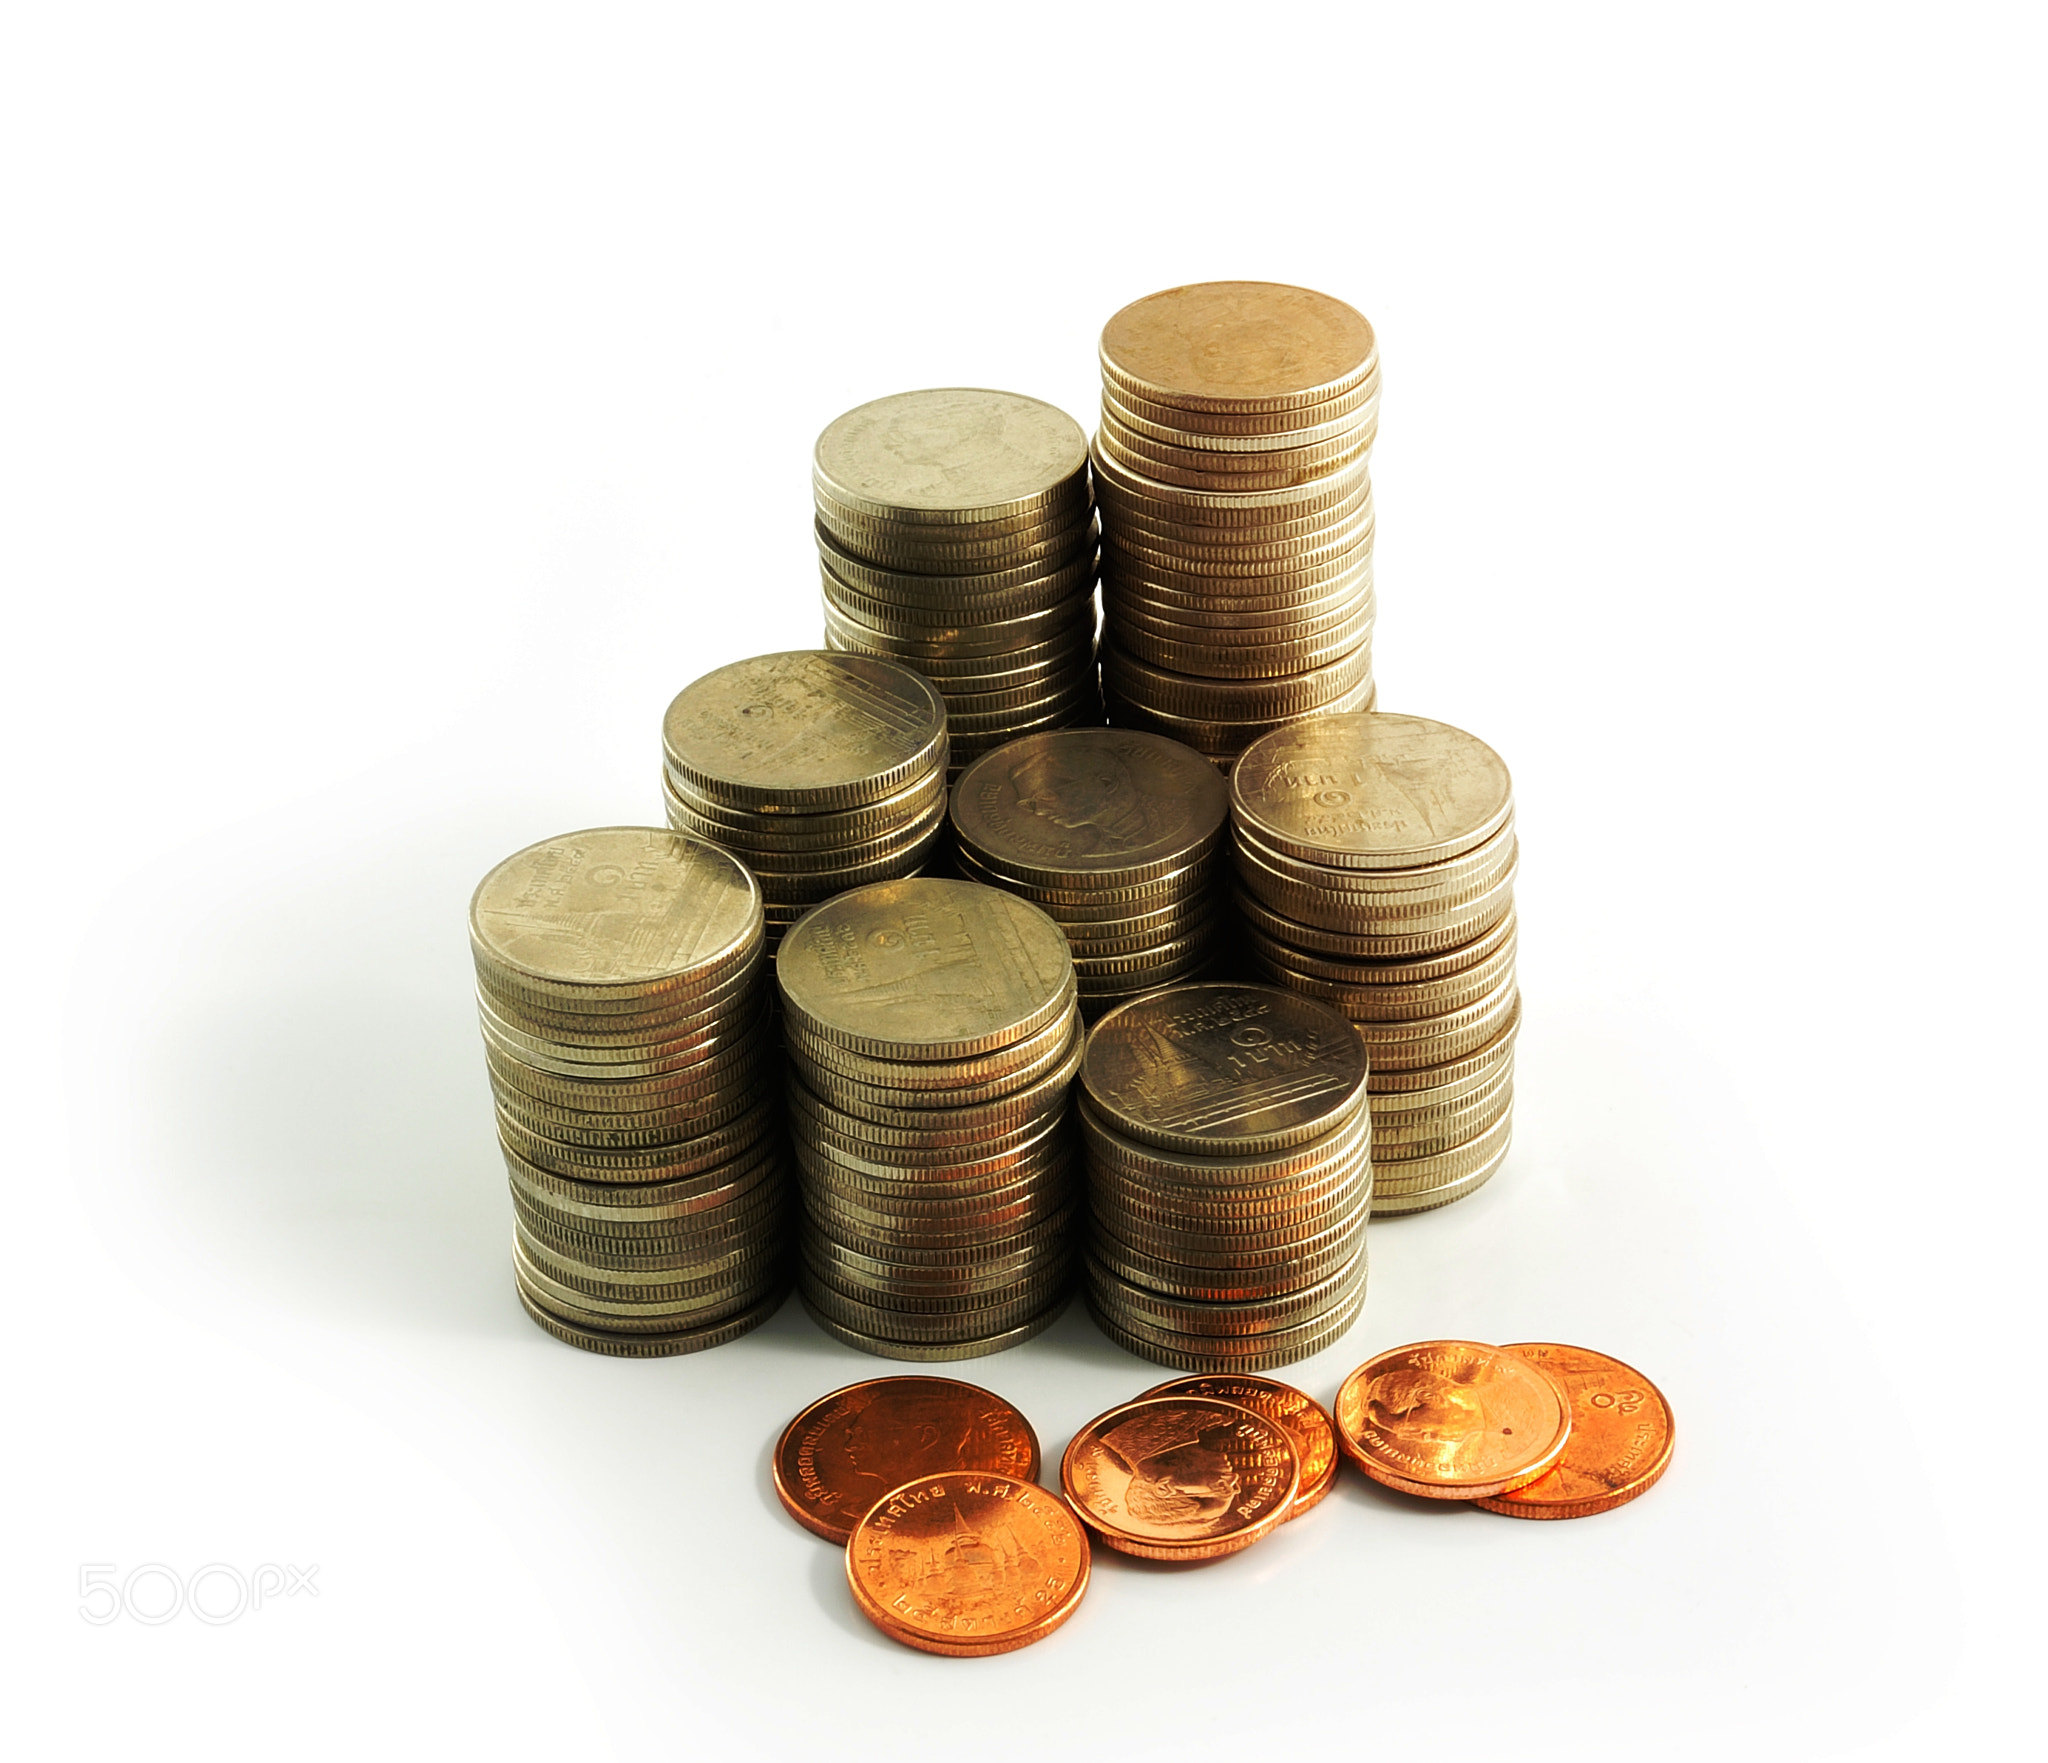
[1230, 712, 1521, 1215]
[661, 651, 949, 949]
[814, 388, 1102, 778]
[949, 727, 1229, 1018]
[469, 827, 792, 1356]
[1094, 283, 1380, 767]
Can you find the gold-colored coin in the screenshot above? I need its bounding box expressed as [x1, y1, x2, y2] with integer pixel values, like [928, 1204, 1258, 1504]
[660, 650, 947, 811]
[1099, 282, 1378, 414]
[1232, 712, 1514, 871]
[813, 388, 1089, 525]
[469, 828, 761, 1005]
[775, 878, 1073, 1060]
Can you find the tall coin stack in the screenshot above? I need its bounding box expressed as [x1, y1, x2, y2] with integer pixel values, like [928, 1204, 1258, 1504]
[1230, 712, 1520, 1215]
[949, 728, 1229, 1018]
[1093, 282, 1379, 768]
[1078, 983, 1372, 1372]
[469, 828, 790, 1356]
[777, 878, 1083, 1360]
[661, 651, 949, 950]
[814, 388, 1101, 779]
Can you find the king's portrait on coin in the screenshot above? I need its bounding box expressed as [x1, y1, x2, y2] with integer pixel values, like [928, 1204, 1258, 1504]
[1096, 1409, 1244, 1533]
[1009, 741, 1159, 854]
[1365, 1362, 1488, 1472]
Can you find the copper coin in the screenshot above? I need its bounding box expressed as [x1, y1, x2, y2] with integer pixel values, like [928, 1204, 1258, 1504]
[844, 1470, 1090, 1656]
[773, 1377, 1041, 1544]
[1333, 1340, 1571, 1500]
[1061, 1396, 1298, 1560]
[1475, 1344, 1675, 1519]
[1139, 1375, 1340, 1516]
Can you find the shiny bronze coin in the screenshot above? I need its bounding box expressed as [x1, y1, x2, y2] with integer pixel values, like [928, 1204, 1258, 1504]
[1475, 1345, 1675, 1519]
[845, 1470, 1090, 1656]
[1333, 1340, 1571, 1500]
[1061, 1395, 1298, 1559]
[1137, 1376, 1339, 1516]
[772, 1376, 1041, 1543]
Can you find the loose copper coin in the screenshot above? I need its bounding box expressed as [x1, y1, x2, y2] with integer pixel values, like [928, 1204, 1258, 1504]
[1475, 1344, 1675, 1519]
[1333, 1340, 1571, 1500]
[1140, 1375, 1340, 1517]
[1061, 1396, 1298, 1560]
[773, 1376, 1042, 1543]
[845, 1470, 1090, 1656]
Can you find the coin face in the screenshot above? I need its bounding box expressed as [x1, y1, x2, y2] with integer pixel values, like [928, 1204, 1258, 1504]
[1081, 982, 1367, 1156]
[772, 1377, 1042, 1543]
[1061, 1396, 1298, 1559]
[660, 651, 946, 807]
[1475, 1344, 1675, 1519]
[844, 1470, 1090, 1656]
[953, 728, 1227, 881]
[1233, 713, 1513, 870]
[775, 878, 1074, 1059]
[814, 389, 1088, 522]
[1138, 1375, 1340, 1517]
[1101, 282, 1377, 411]
[470, 828, 760, 991]
[1333, 1341, 1571, 1500]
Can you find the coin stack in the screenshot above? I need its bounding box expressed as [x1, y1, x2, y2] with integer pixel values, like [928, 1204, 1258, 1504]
[776, 877, 1084, 1359]
[1077, 983, 1372, 1372]
[814, 388, 1101, 778]
[469, 827, 790, 1356]
[1093, 282, 1380, 768]
[661, 651, 948, 950]
[949, 728, 1229, 1018]
[1230, 712, 1520, 1215]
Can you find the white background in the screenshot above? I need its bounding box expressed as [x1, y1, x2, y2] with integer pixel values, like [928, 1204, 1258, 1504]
[4, 4, 2041, 1757]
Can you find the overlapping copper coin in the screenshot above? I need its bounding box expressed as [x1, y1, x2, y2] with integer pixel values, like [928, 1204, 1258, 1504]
[1332, 1340, 1572, 1500]
[1061, 1394, 1299, 1560]
[1474, 1344, 1675, 1519]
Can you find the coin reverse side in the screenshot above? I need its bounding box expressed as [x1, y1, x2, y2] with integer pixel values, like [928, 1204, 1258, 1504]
[845, 1471, 1090, 1656]
[773, 1377, 1041, 1543]
[1476, 1344, 1675, 1519]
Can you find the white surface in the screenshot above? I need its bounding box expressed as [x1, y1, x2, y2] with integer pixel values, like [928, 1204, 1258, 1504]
[5, 5, 2041, 1757]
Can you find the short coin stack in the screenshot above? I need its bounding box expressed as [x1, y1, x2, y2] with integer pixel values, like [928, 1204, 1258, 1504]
[1078, 982, 1372, 1371]
[949, 728, 1229, 1018]
[469, 827, 790, 1356]
[1230, 712, 1520, 1214]
[814, 388, 1101, 778]
[777, 877, 1084, 1359]
[1093, 282, 1380, 768]
[661, 651, 948, 950]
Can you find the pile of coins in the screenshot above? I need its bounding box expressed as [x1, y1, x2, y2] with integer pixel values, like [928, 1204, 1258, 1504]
[814, 388, 1101, 777]
[1077, 983, 1372, 1371]
[1334, 1340, 1675, 1519]
[469, 828, 790, 1356]
[1093, 282, 1379, 767]
[777, 878, 1084, 1359]
[949, 728, 1229, 1017]
[1230, 712, 1520, 1215]
[661, 651, 948, 950]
